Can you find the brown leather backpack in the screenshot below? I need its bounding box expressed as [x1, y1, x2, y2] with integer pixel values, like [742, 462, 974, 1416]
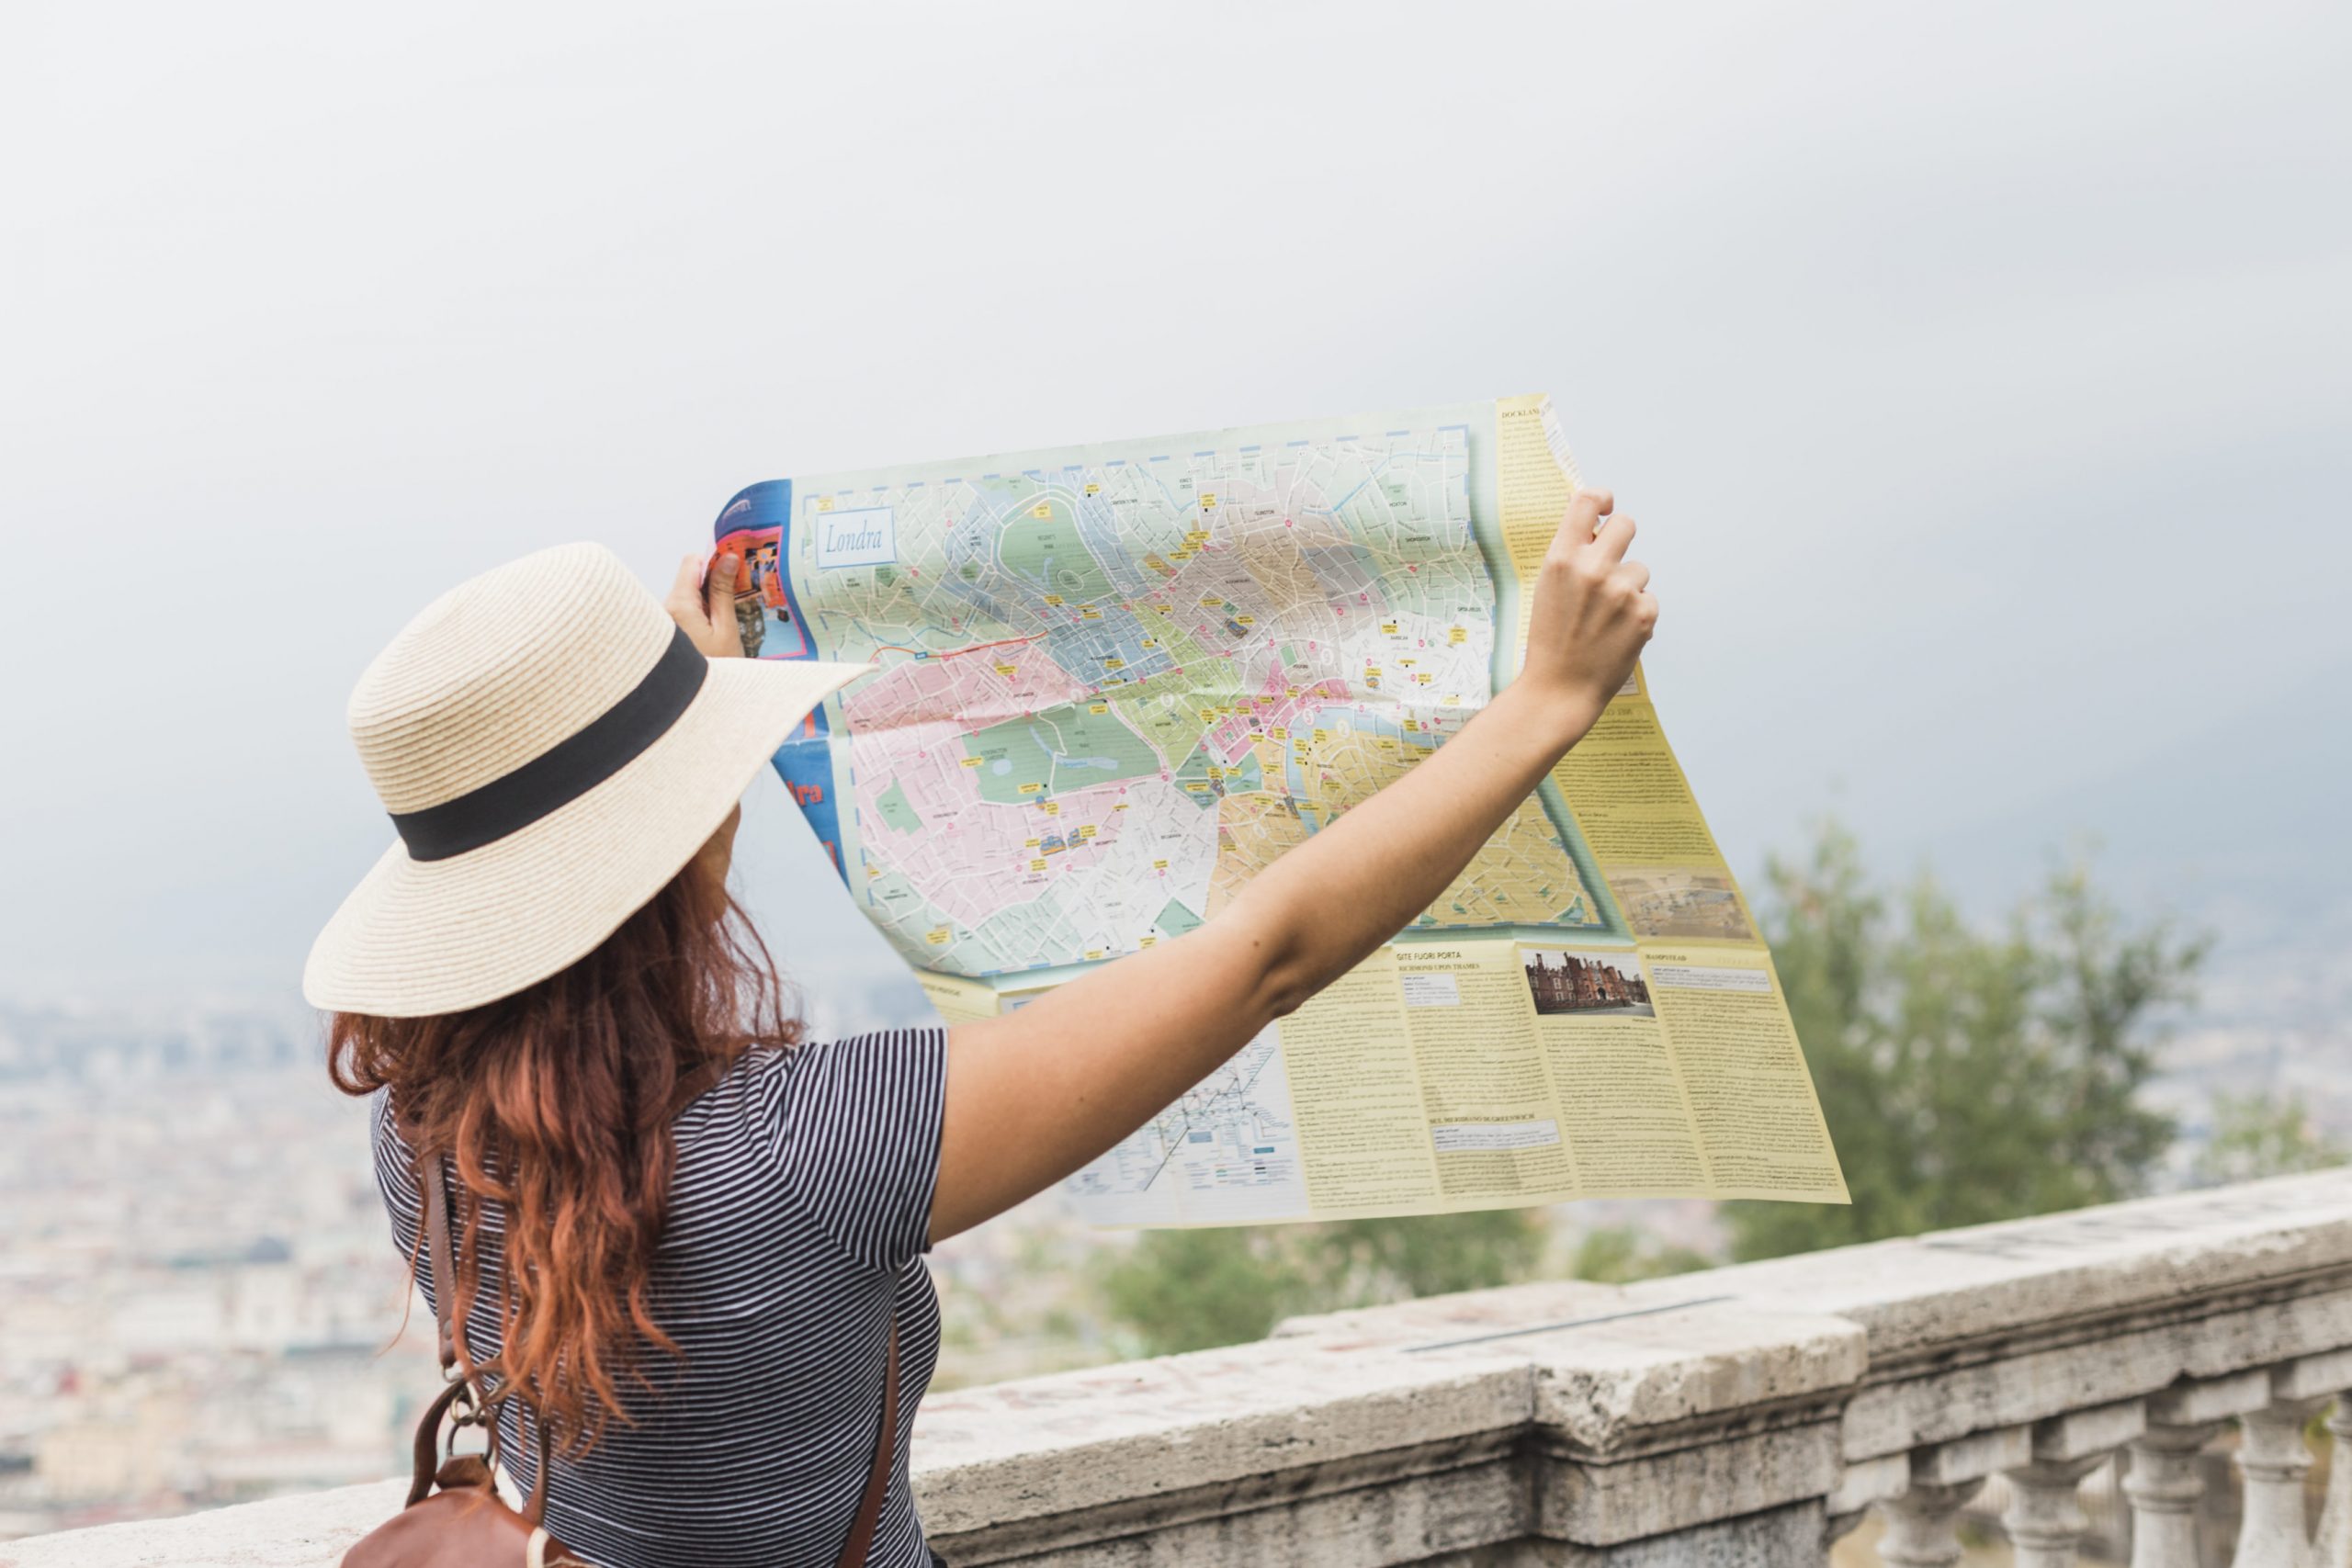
[345, 1156, 900, 1568]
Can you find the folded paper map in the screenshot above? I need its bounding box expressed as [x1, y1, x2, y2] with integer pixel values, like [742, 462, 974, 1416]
[711, 396, 1849, 1224]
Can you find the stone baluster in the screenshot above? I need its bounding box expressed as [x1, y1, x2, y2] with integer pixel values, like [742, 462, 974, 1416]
[2315, 1396, 2352, 1567]
[1826, 1453, 1908, 1561]
[2125, 1371, 2283, 1568]
[2125, 1421, 2221, 1568]
[2233, 1395, 2326, 1568]
[1878, 1480, 1986, 1568]
[2001, 1399, 2147, 1568]
[2004, 1457, 2107, 1568]
[1877, 1428, 2030, 1567]
[2243, 1349, 2352, 1568]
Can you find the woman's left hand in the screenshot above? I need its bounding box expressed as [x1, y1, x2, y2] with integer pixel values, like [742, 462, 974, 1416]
[666, 553, 744, 658]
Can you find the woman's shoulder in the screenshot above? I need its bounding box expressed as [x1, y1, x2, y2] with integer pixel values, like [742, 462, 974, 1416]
[707, 1026, 945, 1086]
[731, 1027, 948, 1272]
[685, 1027, 946, 1136]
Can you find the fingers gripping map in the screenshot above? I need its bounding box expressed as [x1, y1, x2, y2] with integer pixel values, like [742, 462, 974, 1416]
[715, 396, 1849, 1226]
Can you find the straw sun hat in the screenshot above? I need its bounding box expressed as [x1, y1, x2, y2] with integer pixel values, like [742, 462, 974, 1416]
[303, 542, 867, 1018]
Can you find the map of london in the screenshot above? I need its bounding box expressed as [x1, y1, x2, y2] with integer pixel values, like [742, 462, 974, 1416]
[752, 423, 1604, 980]
[708, 402, 1848, 1225]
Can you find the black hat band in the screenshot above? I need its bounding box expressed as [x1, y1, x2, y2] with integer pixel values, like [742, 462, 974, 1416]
[389, 626, 708, 863]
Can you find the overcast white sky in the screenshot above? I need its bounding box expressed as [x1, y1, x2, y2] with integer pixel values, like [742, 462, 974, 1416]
[3, 1, 2346, 1001]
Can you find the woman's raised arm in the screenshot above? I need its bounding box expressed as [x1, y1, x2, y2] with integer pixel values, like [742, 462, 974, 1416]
[929, 488, 1655, 1244]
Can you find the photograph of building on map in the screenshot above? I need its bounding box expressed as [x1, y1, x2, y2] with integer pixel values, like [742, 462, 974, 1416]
[1603, 868, 1756, 942]
[1522, 948, 1654, 1019]
[713, 530, 790, 659]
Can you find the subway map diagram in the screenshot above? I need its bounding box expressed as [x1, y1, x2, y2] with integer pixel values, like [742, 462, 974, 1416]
[753, 423, 1605, 980]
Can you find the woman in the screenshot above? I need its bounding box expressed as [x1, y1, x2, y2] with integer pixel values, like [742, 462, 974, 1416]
[311, 488, 1653, 1567]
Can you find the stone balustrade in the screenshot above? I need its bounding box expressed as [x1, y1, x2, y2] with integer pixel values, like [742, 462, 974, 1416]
[11, 1168, 2352, 1567]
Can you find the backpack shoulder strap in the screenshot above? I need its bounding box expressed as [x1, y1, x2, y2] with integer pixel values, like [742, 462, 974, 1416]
[835, 1323, 901, 1568]
[421, 1150, 461, 1376]
[418, 1154, 511, 1469]
[401, 1152, 474, 1506]
[419, 1151, 564, 1527]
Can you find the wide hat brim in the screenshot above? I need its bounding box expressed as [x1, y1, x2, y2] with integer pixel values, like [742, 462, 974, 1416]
[304, 657, 866, 1018]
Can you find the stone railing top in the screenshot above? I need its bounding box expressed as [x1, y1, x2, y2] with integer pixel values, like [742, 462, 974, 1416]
[1274, 1167, 2352, 1363]
[14, 1169, 2352, 1567]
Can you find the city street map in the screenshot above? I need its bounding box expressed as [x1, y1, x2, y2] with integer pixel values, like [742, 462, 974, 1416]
[713, 396, 1848, 1224]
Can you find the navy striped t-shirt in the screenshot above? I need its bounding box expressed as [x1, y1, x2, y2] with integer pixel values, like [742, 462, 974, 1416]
[370, 1028, 948, 1568]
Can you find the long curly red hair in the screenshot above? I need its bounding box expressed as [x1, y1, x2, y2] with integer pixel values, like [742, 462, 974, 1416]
[328, 847, 799, 1453]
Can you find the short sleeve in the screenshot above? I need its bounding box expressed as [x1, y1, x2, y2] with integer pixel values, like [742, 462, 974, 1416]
[769, 1028, 948, 1273]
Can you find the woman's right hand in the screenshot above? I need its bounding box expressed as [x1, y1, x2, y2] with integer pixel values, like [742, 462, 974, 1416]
[666, 552, 745, 659]
[1516, 487, 1657, 728]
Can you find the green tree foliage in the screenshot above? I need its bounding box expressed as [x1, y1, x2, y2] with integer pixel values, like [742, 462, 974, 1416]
[1724, 824, 2204, 1261]
[1569, 1224, 1714, 1284]
[2191, 1092, 2348, 1186]
[1098, 1210, 1550, 1357]
[1097, 1211, 1719, 1357]
[1096, 1227, 1306, 1356]
[1313, 1212, 1554, 1302]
